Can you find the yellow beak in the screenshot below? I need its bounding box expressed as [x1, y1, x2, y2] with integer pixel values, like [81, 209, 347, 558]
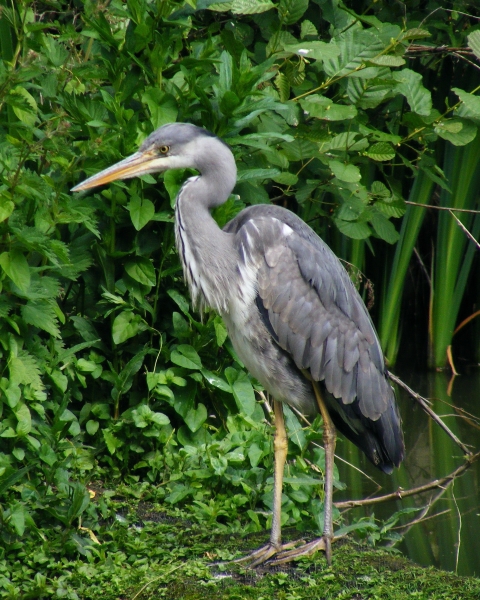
[71, 149, 166, 192]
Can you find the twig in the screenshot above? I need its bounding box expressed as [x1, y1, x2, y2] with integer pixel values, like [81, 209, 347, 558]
[335, 450, 480, 509]
[449, 209, 480, 251]
[405, 201, 480, 214]
[413, 246, 431, 286]
[406, 45, 475, 56]
[387, 371, 473, 457]
[131, 564, 184, 600]
[290, 405, 380, 488]
[385, 487, 451, 545]
[452, 480, 461, 574]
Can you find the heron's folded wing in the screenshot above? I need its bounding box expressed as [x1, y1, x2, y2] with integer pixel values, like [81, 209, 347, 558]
[238, 215, 391, 423]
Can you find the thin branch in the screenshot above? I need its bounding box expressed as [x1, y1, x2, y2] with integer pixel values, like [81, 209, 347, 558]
[385, 488, 451, 545]
[452, 51, 480, 73]
[452, 480, 461, 574]
[131, 564, 184, 600]
[335, 451, 480, 509]
[406, 45, 475, 56]
[449, 209, 480, 251]
[405, 201, 480, 214]
[413, 246, 431, 286]
[290, 405, 381, 488]
[387, 371, 473, 457]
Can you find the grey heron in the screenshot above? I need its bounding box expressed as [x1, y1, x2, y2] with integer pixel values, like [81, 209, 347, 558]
[72, 123, 404, 566]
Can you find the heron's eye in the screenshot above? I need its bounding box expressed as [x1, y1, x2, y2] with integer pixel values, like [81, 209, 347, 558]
[159, 145, 170, 154]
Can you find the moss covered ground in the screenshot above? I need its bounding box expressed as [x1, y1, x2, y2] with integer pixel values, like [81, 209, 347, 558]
[6, 494, 477, 600]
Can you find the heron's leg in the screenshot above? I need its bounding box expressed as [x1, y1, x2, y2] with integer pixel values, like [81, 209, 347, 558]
[270, 399, 287, 546]
[272, 380, 337, 566]
[234, 399, 301, 566]
[312, 380, 336, 566]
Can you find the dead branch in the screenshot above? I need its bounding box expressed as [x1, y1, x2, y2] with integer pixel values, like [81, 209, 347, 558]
[406, 45, 475, 56]
[335, 450, 480, 509]
[387, 371, 473, 457]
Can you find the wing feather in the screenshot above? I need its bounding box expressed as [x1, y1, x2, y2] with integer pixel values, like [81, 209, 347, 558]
[226, 205, 404, 471]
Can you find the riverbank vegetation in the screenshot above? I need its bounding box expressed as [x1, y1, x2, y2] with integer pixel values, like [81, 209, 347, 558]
[0, 0, 479, 597]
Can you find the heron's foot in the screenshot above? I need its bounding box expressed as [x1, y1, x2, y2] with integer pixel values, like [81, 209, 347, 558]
[233, 539, 305, 568]
[271, 535, 330, 566]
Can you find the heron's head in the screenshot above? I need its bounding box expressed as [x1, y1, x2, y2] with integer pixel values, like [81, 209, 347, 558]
[71, 123, 234, 192]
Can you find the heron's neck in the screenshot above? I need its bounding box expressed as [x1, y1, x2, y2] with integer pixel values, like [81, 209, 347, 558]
[174, 174, 237, 314]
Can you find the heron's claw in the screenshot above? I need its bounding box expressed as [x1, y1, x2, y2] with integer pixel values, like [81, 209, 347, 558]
[233, 533, 342, 568]
[271, 536, 328, 565]
[233, 539, 305, 568]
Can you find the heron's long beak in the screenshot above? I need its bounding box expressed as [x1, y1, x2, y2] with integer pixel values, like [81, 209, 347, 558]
[71, 150, 166, 192]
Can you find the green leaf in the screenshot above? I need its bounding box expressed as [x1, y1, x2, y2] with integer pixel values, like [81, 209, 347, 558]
[103, 430, 122, 454]
[50, 369, 68, 393]
[39, 444, 58, 467]
[21, 300, 60, 338]
[368, 55, 405, 66]
[201, 369, 231, 392]
[9, 503, 26, 536]
[323, 30, 384, 78]
[125, 257, 156, 287]
[164, 169, 187, 207]
[0, 468, 32, 496]
[274, 72, 290, 103]
[282, 42, 340, 61]
[369, 211, 399, 244]
[86, 420, 99, 435]
[4, 383, 21, 408]
[15, 404, 32, 437]
[300, 20, 318, 39]
[9, 86, 38, 126]
[127, 196, 155, 230]
[336, 196, 365, 221]
[112, 311, 146, 344]
[213, 318, 228, 346]
[284, 405, 307, 450]
[434, 119, 477, 146]
[467, 31, 480, 60]
[184, 403, 208, 432]
[231, 0, 274, 14]
[393, 69, 432, 116]
[167, 289, 191, 315]
[329, 160, 361, 183]
[132, 405, 156, 428]
[247, 443, 263, 468]
[278, 0, 308, 24]
[225, 368, 256, 416]
[335, 219, 371, 239]
[452, 88, 480, 119]
[371, 181, 391, 198]
[237, 168, 281, 182]
[0, 249, 31, 292]
[364, 142, 395, 161]
[141, 90, 178, 129]
[170, 345, 202, 370]
[346, 78, 391, 109]
[283, 476, 322, 486]
[300, 95, 357, 121]
[0, 197, 14, 222]
[220, 90, 241, 116]
[151, 411, 170, 426]
[166, 484, 192, 504]
[12, 447, 25, 461]
[400, 28, 431, 41]
[67, 483, 90, 522]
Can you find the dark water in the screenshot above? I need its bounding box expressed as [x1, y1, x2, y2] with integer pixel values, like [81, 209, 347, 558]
[335, 368, 480, 577]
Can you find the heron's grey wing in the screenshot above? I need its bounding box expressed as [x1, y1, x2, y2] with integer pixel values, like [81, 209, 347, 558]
[237, 215, 389, 419]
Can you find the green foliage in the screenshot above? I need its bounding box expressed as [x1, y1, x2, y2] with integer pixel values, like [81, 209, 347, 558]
[0, 0, 480, 591]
